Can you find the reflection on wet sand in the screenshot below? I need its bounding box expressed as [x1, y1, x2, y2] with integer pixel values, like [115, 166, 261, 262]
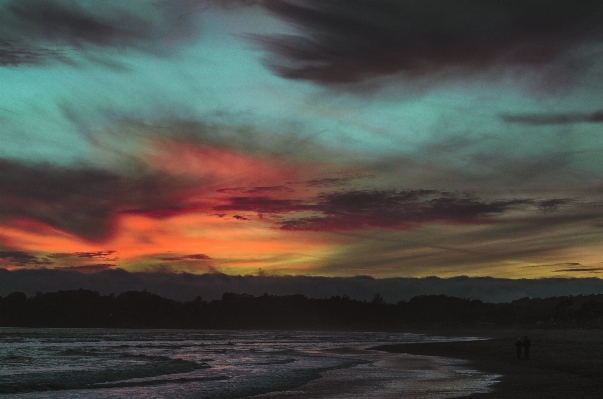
[251, 348, 499, 399]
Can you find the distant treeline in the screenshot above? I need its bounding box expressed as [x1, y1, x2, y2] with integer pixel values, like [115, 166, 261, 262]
[1, 290, 603, 329]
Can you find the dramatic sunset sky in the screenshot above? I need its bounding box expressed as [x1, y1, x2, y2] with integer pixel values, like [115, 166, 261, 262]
[2, 0, 603, 280]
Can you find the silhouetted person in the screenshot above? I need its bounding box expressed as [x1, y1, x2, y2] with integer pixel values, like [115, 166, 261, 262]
[523, 336, 531, 359]
[515, 338, 523, 359]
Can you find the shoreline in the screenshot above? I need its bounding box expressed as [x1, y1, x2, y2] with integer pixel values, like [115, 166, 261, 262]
[249, 346, 497, 399]
[372, 328, 603, 398]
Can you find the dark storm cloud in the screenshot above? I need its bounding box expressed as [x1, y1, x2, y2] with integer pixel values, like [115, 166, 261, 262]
[521, 262, 582, 269]
[216, 187, 245, 193]
[555, 268, 603, 273]
[304, 177, 351, 187]
[218, 186, 295, 194]
[282, 190, 532, 231]
[0, 251, 53, 266]
[56, 264, 116, 273]
[6, 0, 149, 46]
[0, 39, 63, 66]
[501, 110, 603, 125]
[3, 268, 603, 303]
[0, 0, 199, 65]
[539, 198, 574, 212]
[244, 186, 294, 193]
[208, 0, 265, 8]
[49, 251, 117, 260]
[160, 254, 212, 261]
[215, 196, 308, 213]
[0, 159, 195, 241]
[258, 0, 603, 85]
[122, 204, 206, 219]
[216, 190, 570, 231]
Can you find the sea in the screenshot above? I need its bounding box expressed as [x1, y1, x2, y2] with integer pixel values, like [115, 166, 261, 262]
[0, 328, 499, 398]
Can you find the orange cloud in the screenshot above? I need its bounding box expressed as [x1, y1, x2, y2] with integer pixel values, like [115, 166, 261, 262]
[0, 137, 362, 274]
[0, 212, 335, 274]
[145, 138, 298, 187]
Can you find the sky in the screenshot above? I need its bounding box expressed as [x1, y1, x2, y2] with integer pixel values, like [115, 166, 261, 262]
[2, 0, 603, 282]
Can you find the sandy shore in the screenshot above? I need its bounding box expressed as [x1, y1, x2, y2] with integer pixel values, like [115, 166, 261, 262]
[373, 328, 603, 398]
[250, 347, 497, 399]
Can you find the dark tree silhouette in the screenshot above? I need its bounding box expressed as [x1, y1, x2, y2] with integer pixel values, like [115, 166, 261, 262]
[1, 290, 603, 330]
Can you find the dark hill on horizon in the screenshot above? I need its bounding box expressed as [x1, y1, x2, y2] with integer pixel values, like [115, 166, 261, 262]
[4, 269, 603, 304]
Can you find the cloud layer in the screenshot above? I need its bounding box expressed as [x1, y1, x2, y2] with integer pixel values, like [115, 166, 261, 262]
[0, 159, 195, 240]
[258, 0, 603, 87]
[218, 189, 565, 231]
[501, 110, 603, 125]
[0, 0, 198, 65]
[2, 1, 603, 281]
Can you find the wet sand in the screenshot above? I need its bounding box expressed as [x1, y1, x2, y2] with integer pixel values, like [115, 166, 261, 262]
[250, 347, 497, 399]
[373, 328, 603, 399]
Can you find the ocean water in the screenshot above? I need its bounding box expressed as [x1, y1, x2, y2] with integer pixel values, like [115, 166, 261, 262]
[0, 328, 499, 398]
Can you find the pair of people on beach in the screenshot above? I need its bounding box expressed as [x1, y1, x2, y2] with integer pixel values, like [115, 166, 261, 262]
[515, 336, 531, 359]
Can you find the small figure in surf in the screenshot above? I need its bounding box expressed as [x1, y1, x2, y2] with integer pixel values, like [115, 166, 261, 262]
[523, 336, 531, 359]
[515, 338, 523, 359]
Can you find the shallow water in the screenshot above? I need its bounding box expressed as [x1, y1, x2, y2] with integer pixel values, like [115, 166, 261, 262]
[0, 328, 498, 398]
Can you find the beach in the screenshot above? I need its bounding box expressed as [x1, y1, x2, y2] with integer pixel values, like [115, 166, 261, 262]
[2, 328, 494, 398]
[374, 328, 603, 398]
[2, 327, 601, 398]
